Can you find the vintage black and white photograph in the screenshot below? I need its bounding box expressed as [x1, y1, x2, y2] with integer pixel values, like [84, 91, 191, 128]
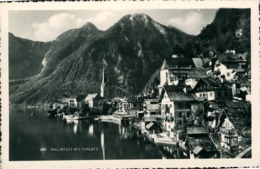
[2, 2, 257, 167]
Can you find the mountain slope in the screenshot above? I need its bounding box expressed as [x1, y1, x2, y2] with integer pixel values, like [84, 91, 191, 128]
[142, 8, 251, 93]
[184, 8, 250, 58]
[9, 14, 193, 104]
[9, 33, 52, 79]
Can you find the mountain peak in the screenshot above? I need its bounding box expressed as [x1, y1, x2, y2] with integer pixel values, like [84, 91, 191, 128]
[81, 22, 98, 31]
[126, 13, 152, 23]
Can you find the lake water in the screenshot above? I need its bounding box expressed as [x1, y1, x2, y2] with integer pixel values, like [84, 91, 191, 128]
[9, 107, 187, 161]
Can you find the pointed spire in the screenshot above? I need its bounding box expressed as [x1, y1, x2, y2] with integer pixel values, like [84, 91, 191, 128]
[100, 58, 107, 98]
[160, 59, 168, 70]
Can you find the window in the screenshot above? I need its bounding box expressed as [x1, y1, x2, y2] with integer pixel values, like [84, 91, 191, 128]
[185, 103, 190, 108]
[227, 72, 230, 77]
[178, 103, 183, 108]
[224, 137, 230, 144]
[210, 92, 213, 97]
[187, 112, 191, 117]
[179, 112, 182, 117]
[70, 100, 75, 107]
[224, 92, 228, 97]
[200, 94, 202, 97]
[170, 104, 172, 108]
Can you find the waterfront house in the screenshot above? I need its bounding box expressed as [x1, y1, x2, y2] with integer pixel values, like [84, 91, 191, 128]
[192, 78, 232, 101]
[143, 98, 160, 116]
[159, 84, 195, 138]
[85, 93, 101, 108]
[114, 98, 128, 113]
[58, 97, 78, 107]
[185, 127, 218, 158]
[126, 97, 143, 116]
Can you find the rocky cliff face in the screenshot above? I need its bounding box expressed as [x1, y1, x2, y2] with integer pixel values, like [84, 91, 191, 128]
[9, 14, 192, 104]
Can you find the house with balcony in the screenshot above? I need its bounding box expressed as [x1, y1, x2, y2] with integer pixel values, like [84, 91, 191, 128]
[159, 84, 195, 138]
[143, 98, 160, 117]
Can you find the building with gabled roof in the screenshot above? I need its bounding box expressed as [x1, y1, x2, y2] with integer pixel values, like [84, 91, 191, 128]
[193, 78, 232, 101]
[210, 52, 248, 81]
[85, 93, 101, 108]
[217, 105, 251, 152]
[185, 127, 218, 158]
[158, 57, 207, 95]
[159, 83, 196, 138]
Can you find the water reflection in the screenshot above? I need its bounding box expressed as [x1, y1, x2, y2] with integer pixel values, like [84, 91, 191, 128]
[10, 107, 188, 161]
[73, 123, 78, 135]
[88, 124, 94, 136]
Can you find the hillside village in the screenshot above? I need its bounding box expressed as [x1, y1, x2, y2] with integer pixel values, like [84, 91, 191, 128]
[53, 49, 251, 159]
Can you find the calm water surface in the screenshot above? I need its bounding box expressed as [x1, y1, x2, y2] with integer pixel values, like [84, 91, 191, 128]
[10, 107, 187, 161]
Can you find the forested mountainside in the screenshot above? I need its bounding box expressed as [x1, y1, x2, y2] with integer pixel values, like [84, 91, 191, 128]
[10, 14, 193, 104]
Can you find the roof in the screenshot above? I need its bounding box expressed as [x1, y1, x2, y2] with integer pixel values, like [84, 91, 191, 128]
[146, 104, 160, 112]
[225, 108, 251, 133]
[217, 53, 247, 63]
[85, 93, 99, 100]
[187, 69, 208, 79]
[143, 117, 157, 122]
[193, 78, 231, 92]
[192, 58, 204, 69]
[164, 85, 195, 101]
[187, 127, 208, 135]
[127, 97, 142, 103]
[146, 122, 155, 129]
[208, 101, 227, 109]
[193, 145, 204, 154]
[224, 101, 248, 109]
[144, 99, 159, 104]
[201, 78, 222, 88]
[161, 58, 195, 70]
[188, 137, 217, 153]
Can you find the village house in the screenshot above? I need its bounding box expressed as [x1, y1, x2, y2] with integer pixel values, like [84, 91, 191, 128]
[184, 127, 218, 158]
[159, 84, 195, 138]
[158, 57, 205, 95]
[143, 98, 160, 117]
[58, 97, 78, 107]
[192, 78, 232, 101]
[216, 101, 251, 153]
[114, 98, 128, 113]
[210, 51, 248, 81]
[85, 93, 101, 108]
[185, 69, 208, 89]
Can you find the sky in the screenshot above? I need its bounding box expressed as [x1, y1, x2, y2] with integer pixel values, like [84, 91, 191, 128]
[9, 9, 218, 42]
